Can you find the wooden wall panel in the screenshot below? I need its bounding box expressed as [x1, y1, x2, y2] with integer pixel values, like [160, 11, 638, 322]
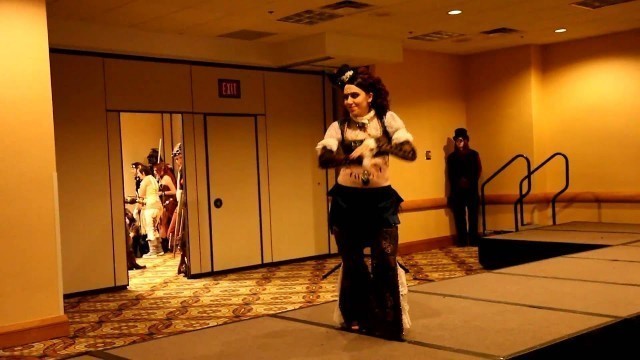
[183, 114, 201, 275]
[193, 114, 212, 273]
[50, 54, 114, 294]
[264, 72, 329, 261]
[104, 59, 192, 112]
[191, 66, 265, 114]
[107, 112, 128, 287]
[257, 115, 273, 262]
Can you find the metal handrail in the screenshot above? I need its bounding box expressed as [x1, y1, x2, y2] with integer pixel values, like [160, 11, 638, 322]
[481, 154, 531, 235]
[517, 152, 569, 225]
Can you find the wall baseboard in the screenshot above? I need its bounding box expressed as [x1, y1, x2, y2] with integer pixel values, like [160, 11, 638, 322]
[64, 285, 128, 299]
[399, 235, 454, 255]
[0, 314, 70, 349]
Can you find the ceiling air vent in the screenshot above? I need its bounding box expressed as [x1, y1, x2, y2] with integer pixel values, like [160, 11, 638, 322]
[570, 0, 635, 10]
[480, 27, 521, 36]
[217, 30, 276, 41]
[408, 31, 464, 42]
[277, 10, 342, 25]
[321, 1, 372, 11]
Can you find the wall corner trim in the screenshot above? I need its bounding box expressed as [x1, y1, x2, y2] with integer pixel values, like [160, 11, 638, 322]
[399, 235, 454, 255]
[0, 315, 70, 349]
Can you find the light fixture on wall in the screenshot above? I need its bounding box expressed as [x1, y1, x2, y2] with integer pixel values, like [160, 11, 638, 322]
[555, 28, 567, 33]
[448, 9, 462, 15]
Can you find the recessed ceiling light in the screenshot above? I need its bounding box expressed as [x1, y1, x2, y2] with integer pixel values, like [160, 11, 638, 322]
[448, 9, 462, 15]
[555, 28, 567, 33]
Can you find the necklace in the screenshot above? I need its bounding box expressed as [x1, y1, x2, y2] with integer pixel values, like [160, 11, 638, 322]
[350, 110, 376, 130]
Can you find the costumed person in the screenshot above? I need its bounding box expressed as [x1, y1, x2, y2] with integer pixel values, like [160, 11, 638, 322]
[446, 128, 482, 246]
[137, 165, 164, 257]
[131, 161, 144, 195]
[316, 64, 417, 341]
[124, 208, 146, 270]
[167, 143, 189, 276]
[129, 161, 148, 256]
[154, 162, 177, 253]
[147, 148, 162, 168]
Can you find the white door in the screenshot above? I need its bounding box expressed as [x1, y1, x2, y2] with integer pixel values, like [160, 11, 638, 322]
[206, 116, 262, 271]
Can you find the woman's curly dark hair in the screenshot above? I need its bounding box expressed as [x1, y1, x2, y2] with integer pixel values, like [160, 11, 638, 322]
[331, 64, 390, 120]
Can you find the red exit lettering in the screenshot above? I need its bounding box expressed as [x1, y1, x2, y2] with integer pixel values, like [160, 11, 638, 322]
[218, 79, 241, 99]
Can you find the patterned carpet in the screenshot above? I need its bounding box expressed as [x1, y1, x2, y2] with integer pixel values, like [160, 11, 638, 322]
[0, 246, 483, 359]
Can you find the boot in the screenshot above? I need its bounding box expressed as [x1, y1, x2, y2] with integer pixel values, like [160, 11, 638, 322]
[161, 237, 170, 253]
[177, 237, 189, 276]
[155, 238, 165, 256]
[144, 238, 164, 257]
[127, 246, 146, 270]
[138, 236, 150, 256]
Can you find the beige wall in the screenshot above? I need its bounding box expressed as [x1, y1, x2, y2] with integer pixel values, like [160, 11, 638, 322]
[104, 59, 192, 112]
[375, 49, 467, 242]
[464, 45, 538, 230]
[375, 30, 639, 235]
[0, 0, 64, 329]
[264, 72, 329, 261]
[120, 112, 164, 199]
[538, 29, 640, 224]
[191, 66, 265, 114]
[540, 30, 640, 191]
[452, 30, 639, 230]
[465, 45, 537, 186]
[50, 54, 117, 293]
[466, 30, 640, 229]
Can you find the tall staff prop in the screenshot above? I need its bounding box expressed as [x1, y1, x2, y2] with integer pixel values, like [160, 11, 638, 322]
[171, 145, 186, 259]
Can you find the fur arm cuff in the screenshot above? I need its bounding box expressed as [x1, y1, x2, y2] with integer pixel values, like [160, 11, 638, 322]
[315, 138, 339, 154]
[391, 128, 414, 144]
[315, 121, 342, 154]
[362, 138, 377, 151]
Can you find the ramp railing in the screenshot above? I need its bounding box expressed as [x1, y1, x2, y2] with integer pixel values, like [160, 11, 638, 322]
[481, 154, 531, 235]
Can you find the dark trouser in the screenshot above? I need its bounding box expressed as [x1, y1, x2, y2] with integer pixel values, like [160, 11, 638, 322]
[334, 225, 403, 340]
[328, 184, 405, 340]
[132, 234, 149, 257]
[450, 193, 479, 246]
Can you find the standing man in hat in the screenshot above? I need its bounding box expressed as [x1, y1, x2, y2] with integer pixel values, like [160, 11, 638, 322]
[447, 128, 482, 246]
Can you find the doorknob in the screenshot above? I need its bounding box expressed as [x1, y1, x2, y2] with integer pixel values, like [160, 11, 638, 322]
[213, 198, 223, 208]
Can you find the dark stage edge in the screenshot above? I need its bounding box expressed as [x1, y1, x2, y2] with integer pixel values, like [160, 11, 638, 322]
[479, 221, 640, 270]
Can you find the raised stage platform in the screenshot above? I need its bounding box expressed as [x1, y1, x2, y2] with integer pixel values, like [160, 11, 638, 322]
[479, 221, 640, 270]
[75, 222, 640, 359]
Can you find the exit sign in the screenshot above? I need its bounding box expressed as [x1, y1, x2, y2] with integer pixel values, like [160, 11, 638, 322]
[218, 79, 241, 99]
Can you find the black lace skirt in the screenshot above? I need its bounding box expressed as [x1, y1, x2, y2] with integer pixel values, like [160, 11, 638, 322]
[328, 184, 405, 341]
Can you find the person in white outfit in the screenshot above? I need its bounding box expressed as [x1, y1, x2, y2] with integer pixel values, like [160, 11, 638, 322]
[137, 165, 164, 257]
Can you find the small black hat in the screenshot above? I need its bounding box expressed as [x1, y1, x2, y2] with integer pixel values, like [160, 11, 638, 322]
[147, 148, 162, 165]
[172, 143, 182, 157]
[329, 64, 357, 90]
[453, 128, 469, 140]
